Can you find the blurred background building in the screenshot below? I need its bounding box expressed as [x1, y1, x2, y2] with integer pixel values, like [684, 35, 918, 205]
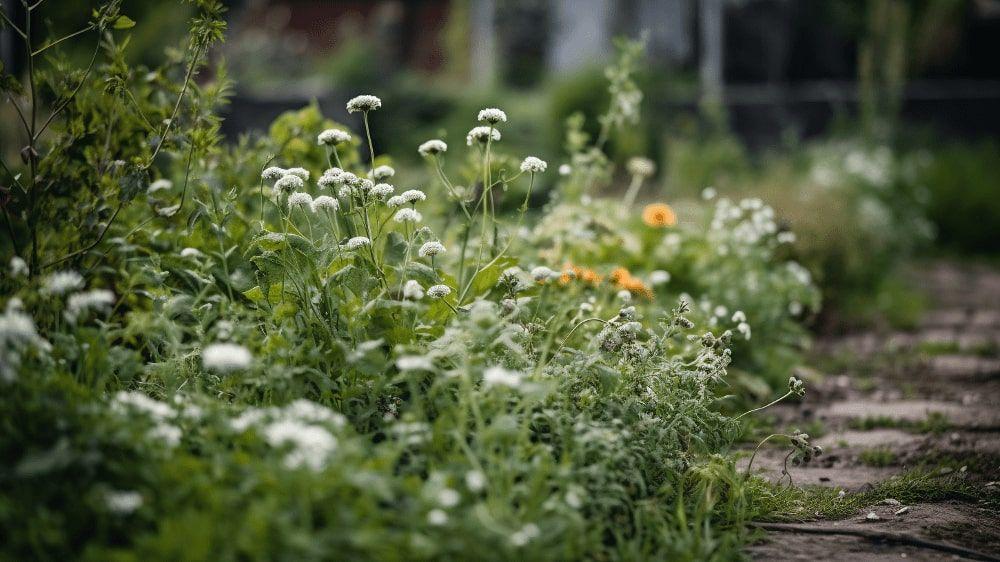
[3, 0, 1000, 150]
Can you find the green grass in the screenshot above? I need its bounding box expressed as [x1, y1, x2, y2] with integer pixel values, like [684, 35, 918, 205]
[858, 447, 898, 467]
[848, 412, 952, 434]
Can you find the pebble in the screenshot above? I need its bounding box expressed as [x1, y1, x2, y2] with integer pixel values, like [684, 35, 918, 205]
[865, 512, 880, 521]
[895, 506, 910, 516]
[882, 498, 901, 506]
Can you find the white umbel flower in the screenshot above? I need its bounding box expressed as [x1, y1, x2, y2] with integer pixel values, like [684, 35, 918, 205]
[311, 195, 339, 213]
[465, 470, 486, 492]
[147, 179, 173, 193]
[9, 256, 28, 277]
[627, 156, 656, 178]
[202, 343, 252, 373]
[371, 165, 395, 180]
[371, 183, 395, 199]
[399, 189, 426, 204]
[385, 195, 406, 208]
[43, 271, 84, 295]
[427, 509, 448, 526]
[285, 167, 310, 181]
[263, 420, 337, 470]
[261, 167, 286, 181]
[483, 366, 523, 389]
[418, 241, 446, 257]
[418, 139, 448, 156]
[317, 168, 343, 189]
[317, 128, 351, 146]
[649, 270, 671, 286]
[403, 280, 425, 300]
[426, 284, 451, 299]
[287, 192, 314, 210]
[477, 107, 507, 124]
[105, 490, 144, 515]
[346, 94, 382, 113]
[394, 208, 422, 223]
[65, 289, 115, 322]
[274, 175, 304, 194]
[530, 266, 557, 282]
[466, 126, 501, 146]
[520, 156, 547, 173]
[344, 236, 371, 250]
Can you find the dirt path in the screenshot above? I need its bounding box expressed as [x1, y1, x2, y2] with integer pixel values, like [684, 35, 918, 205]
[745, 261, 1000, 561]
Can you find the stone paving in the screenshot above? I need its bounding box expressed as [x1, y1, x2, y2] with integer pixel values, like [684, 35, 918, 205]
[746, 261, 1000, 560]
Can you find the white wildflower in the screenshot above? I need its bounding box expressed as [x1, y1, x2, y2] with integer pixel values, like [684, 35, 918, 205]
[113, 391, 175, 421]
[317, 168, 343, 189]
[777, 231, 797, 244]
[649, 270, 670, 286]
[403, 280, 425, 300]
[274, 175, 304, 194]
[42, 271, 84, 295]
[437, 488, 461, 508]
[427, 509, 448, 526]
[261, 167, 286, 181]
[344, 236, 371, 250]
[559, 164, 572, 175]
[396, 355, 434, 371]
[418, 139, 447, 156]
[311, 195, 339, 213]
[65, 289, 115, 322]
[399, 189, 426, 204]
[426, 284, 451, 299]
[530, 266, 557, 282]
[147, 179, 173, 193]
[346, 94, 382, 113]
[520, 156, 547, 173]
[465, 470, 486, 492]
[789, 301, 804, 315]
[701, 186, 718, 200]
[385, 195, 405, 208]
[370, 183, 395, 199]
[263, 420, 337, 470]
[371, 165, 395, 180]
[483, 366, 523, 389]
[9, 256, 28, 277]
[617, 290, 632, 302]
[418, 241, 445, 257]
[180, 247, 203, 258]
[510, 523, 540, 547]
[477, 107, 507, 124]
[202, 343, 252, 373]
[737, 322, 751, 340]
[466, 126, 501, 146]
[105, 490, 143, 514]
[394, 208, 422, 223]
[731, 310, 747, 323]
[317, 128, 351, 146]
[285, 167, 310, 181]
[626, 156, 656, 178]
[287, 192, 313, 210]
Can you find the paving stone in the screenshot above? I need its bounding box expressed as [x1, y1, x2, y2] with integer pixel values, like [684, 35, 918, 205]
[818, 400, 1000, 429]
[925, 355, 1000, 378]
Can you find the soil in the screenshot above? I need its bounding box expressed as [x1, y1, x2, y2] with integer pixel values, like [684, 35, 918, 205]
[745, 261, 1000, 561]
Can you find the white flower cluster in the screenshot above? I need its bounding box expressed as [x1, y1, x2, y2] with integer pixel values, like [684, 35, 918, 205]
[65, 289, 115, 323]
[344, 236, 371, 250]
[482, 365, 524, 389]
[477, 107, 507, 124]
[466, 126, 501, 146]
[418, 241, 446, 258]
[230, 399, 346, 471]
[287, 192, 314, 210]
[317, 128, 351, 146]
[202, 343, 252, 373]
[371, 165, 395, 180]
[112, 391, 183, 447]
[0, 300, 51, 382]
[42, 270, 84, 295]
[346, 94, 382, 113]
[709, 197, 785, 255]
[520, 156, 547, 174]
[418, 139, 447, 156]
[311, 195, 339, 213]
[626, 156, 656, 178]
[426, 284, 451, 299]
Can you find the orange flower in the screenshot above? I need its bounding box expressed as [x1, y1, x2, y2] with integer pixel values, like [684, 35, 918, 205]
[609, 266, 653, 299]
[642, 203, 676, 227]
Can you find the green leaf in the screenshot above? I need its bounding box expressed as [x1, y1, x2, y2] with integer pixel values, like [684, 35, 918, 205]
[383, 232, 408, 264]
[118, 167, 149, 203]
[113, 15, 136, 29]
[465, 256, 517, 299]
